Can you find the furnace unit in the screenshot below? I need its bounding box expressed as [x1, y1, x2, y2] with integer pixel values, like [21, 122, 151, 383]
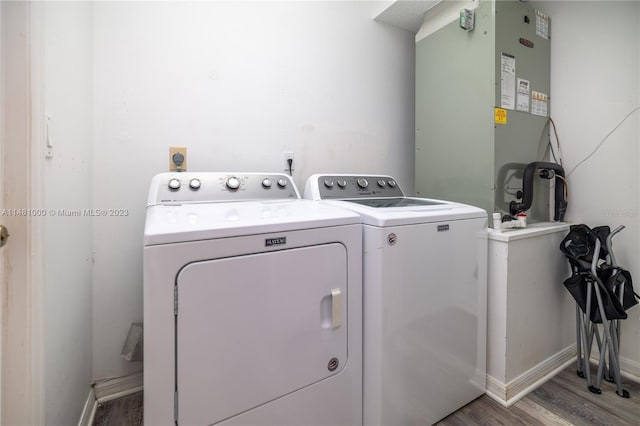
[415, 0, 553, 225]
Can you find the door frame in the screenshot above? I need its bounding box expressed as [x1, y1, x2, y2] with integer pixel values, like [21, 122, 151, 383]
[0, 1, 45, 424]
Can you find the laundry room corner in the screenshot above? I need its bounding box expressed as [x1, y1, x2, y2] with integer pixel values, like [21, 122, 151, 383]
[536, 0, 640, 380]
[90, 1, 416, 383]
[4, 1, 640, 425]
[36, 2, 94, 425]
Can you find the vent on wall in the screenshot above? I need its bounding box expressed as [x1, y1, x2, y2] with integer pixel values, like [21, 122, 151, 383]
[121, 322, 143, 362]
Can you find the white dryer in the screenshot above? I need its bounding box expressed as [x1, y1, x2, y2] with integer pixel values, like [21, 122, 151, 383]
[144, 172, 363, 426]
[304, 174, 488, 426]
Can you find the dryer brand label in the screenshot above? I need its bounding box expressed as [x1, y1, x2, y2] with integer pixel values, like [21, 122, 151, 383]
[265, 237, 287, 247]
[437, 224, 450, 232]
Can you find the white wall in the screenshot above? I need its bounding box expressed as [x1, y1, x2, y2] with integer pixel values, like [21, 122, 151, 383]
[533, 0, 640, 375]
[42, 2, 94, 424]
[91, 1, 415, 379]
[36, 0, 640, 404]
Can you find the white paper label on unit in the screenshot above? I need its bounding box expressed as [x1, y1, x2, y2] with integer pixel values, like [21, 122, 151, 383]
[501, 53, 516, 110]
[516, 78, 530, 112]
[536, 10, 550, 39]
[531, 91, 548, 117]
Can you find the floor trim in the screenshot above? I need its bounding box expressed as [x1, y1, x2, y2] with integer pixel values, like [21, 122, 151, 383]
[94, 371, 144, 404]
[486, 345, 576, 407]
[77, 387, 97, 426]
[589, 354, 640, 384]
[620, 356, 640, 382]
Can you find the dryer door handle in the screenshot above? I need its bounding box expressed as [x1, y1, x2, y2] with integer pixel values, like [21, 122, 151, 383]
[331, 288, 342, 329]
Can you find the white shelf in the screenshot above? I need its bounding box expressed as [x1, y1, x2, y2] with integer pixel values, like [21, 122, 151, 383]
[374, 0, 440, 33]
[489, 222, 570, 242]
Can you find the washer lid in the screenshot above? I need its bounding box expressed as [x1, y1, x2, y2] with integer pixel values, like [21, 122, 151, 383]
[315, 198, 486, 227]
[143, 199, 360, 245]
[345, 197, 444, 208]
[303, 174, 486, 226]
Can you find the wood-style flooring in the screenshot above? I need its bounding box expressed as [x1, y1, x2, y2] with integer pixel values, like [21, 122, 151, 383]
[439, 366, 639, 426]
[93, 391, 142, 426]
[93, 366, 639, 426]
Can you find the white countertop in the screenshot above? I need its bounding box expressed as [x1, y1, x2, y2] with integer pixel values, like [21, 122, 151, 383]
[488, 221, 570, 242]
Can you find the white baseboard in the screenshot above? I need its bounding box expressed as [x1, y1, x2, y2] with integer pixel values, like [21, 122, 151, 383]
[77, 387, 97, 426]
[486, 345, 576, 407]
[485, 375, 509, 407]
[77, 372, 143, 425]
[589, 354, 640, 384]
[94, 371, 144, 403]
[620, 356, 640, 382]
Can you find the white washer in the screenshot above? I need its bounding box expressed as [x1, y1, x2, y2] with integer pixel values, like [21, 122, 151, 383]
[305, 174, 488, 426]
[144, 172, 363, 426]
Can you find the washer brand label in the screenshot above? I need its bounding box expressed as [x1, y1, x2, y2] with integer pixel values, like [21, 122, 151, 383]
[437, 224, 450, 232]
[265, 237, 287, 247]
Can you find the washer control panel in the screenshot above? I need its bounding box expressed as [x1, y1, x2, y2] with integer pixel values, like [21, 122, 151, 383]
[314, 175, 404, 199]
[148, 172, 299, 206]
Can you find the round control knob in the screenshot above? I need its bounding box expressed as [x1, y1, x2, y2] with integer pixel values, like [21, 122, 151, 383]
[357, 177, 369, 189]
[226, 177, 240, 190]
[277, 178, 288, 188]
[377, 179, 386, 187]
[387, 179, 397, 188]
[189, 178, 201, 190]
[337, 179, 347, 188]
[168, 178, 181, 190]
[324, 179, 335, 188]
[262, 178, 272, 188]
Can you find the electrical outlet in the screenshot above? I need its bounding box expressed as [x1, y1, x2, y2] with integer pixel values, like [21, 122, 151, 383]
[169, 147, 187, 172]
[284, 151, 294, 174]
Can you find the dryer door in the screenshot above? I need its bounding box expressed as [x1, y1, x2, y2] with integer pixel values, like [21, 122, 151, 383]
[176, 243, 348, 425]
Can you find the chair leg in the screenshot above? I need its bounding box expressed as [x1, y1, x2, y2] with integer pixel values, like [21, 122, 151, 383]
[593, 282, 629, 398]
[584, 282, 596, 392]
[594, 323, 608, 392]
[576, 305, 585, 378]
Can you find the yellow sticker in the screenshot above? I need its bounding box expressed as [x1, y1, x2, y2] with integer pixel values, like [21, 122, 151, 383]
[495, 108, 507, 124]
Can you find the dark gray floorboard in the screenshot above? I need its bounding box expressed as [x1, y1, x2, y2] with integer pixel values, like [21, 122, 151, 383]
[438, 395, 544, 426]
[438, 366, 639, 426]
[94, 367, 639, 426]
[93, 391, 143, 426]
[533, 368, 639, 426]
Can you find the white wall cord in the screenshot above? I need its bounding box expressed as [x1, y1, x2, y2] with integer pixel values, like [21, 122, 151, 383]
[566, 106, 640, 177]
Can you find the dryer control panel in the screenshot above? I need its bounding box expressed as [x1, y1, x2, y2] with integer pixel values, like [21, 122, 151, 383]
[147, 172, 299, 206]
[307, 175, 405, 200]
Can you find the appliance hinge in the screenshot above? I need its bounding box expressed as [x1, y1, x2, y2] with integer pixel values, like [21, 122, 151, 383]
[174, 286, 178, 316]
[174, 390, 179, 424]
